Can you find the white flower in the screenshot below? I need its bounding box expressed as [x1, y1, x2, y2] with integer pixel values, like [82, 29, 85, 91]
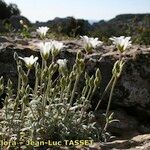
[51, 41, 65, 56]
[80, 35, 103, 50]
[19, 20, 24, 25]
[51, 41, 65, 51]
[109, 36, 132, 52]
[19, 55, 38, 68]
[57, 59, 67, 68]
[37, 42, 53, 60]
[36, 26, 49, 37]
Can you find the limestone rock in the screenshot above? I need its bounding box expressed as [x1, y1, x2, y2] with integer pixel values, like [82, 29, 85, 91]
[0, 36, 150, 121]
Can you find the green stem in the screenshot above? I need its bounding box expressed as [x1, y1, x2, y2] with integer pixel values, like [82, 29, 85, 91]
[46, 74, 52, 97]
[64, 74, 80, 121]
[17, 73, 21, 97]
[104, 77, 117, 132]
[40, 59, 45, 93]
[52, 55, 55, 63]
[34, 76, 39, 95]
[78, 84, 93, 124]
[89, 85, 97, 101]
[20, 103, 25, 119]
[4, 97, 8, 120]
[60, 87, 64, 103]
[66, 79, 72, 99]
[82, 85, 89, 98]
[12, 73, 21, 122]
[69, 74, 80, 106]
[105, 77, 117, 117]
[52, 75, 60, 87]
[95, 75, 114, 111]
[77, 101, 86, 124]
[86, 86, 92, 101]
[27, 69, 30, 76]
[42, 59, 44, 71]
[44, 60, 47, 68]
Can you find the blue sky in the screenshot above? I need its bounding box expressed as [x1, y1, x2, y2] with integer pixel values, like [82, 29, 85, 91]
[4, 0, 150, 22]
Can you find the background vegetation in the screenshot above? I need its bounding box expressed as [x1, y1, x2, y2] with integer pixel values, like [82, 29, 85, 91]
[0, 0, 149, 45]
[0, 0, 20, 19]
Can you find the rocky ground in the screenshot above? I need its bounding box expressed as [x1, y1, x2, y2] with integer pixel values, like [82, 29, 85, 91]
[0, 35, 150, 149]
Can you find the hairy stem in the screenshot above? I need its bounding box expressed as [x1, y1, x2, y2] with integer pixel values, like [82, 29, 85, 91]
[27, 69, 30, 76]
[95, 75, 114, 111]
[104, 77, 117, 132]
[64, 74, 80, 121]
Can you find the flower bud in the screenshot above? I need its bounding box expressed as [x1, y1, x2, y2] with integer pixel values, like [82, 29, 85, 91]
[76, 51, 83, 60]
[22, 95, 29, 106]
[112, 60, 125, 77]
[18, 65, 24, 75]
[96, 68, 101, 80]
[94, 77, 100, 87]
[79, 59, 85, 71]
[60, 76, 66, 88]
[7, 79, 13, 89]
[0, 76, 4, 85]
[76, 59, 85, 74]
[69, 72, 76, 80]
[89, 76, 94, 88]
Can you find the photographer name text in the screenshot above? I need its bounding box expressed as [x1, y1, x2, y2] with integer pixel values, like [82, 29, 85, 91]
[0, 139, 94, 147]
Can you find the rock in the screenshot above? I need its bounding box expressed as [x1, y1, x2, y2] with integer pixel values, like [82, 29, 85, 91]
[0, 36, 12, 43]
[108, 110, 139, 137]
[0, 35, 150, 150]
[110, 50, 150, 121]
[0, 20, 5, 32]
[0, 36, 150, 121]
[100, 134, 150, 150]
[0, 40, 40, 100]
[86, 45, 150, 123]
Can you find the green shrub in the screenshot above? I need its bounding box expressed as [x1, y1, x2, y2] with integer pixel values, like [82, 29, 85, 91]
[0, 0, 20, 20]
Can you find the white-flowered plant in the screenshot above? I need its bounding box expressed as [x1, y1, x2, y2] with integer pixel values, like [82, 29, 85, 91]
[37, 41, 64, 61]
[52, 40, 64, 51]
[19, 55, 38, 69]
[57, 59, 67, 68]
[109, 36, 132, 53]
[0, 25, 131, 149]
[95, 36, 132, 134]
[36, 26, 49, 38]
[37, 42, 53, 60]
[0, 49, 102, 149]
[80, 35, 103, 53]
[51, 40, 65, 57]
